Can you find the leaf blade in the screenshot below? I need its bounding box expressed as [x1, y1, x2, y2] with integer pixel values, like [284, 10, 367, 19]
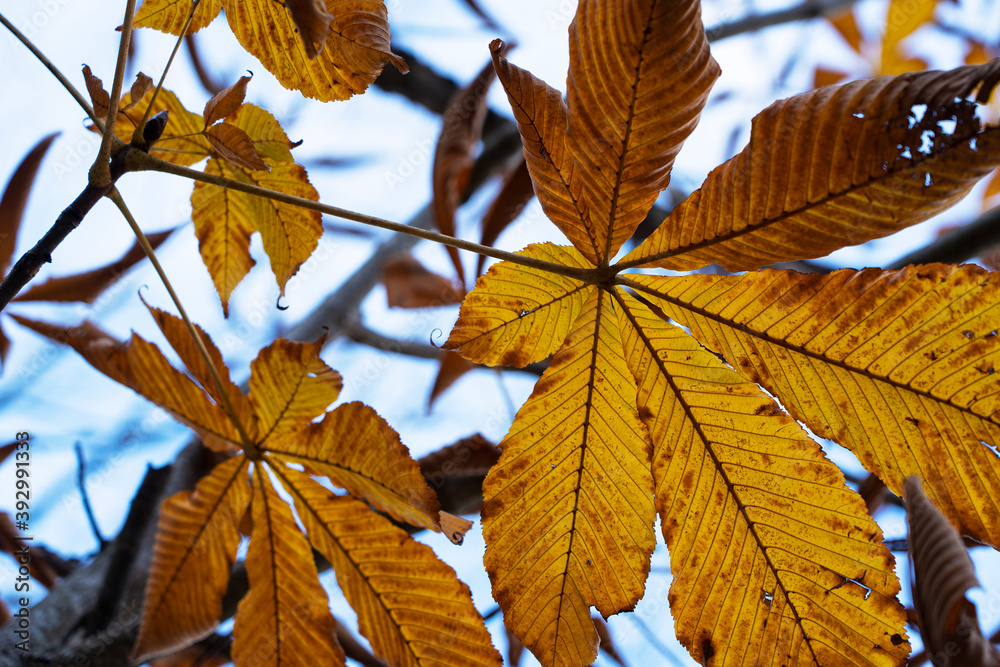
[482, 289, 655, 667]
[615, 291, 909, 666]
[232, 464, 344, 667]
[133, 456, 251, 662]
[266, 401, 443, 532]
[222, 0, 407, 102]
[443, 243, 594, 368]
[625, 61, 1000, 271]
[566, 0, 720, 262]
[630, 265, 1000, 548]
[275, 466, 503, 667]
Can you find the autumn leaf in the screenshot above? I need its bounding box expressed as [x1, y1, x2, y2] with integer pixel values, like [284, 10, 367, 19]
[14, 229, 173, 303]
[881, 0, 936, 74]
[111, 83, 319, 313]
[382, 253, 464, 308]
[202, 74, 252, 127]
[134, 0, 407, 102]
[0, 132, 59, 363]
[441, 0, 1000, 664]
[904, 476, 1000, 666]
[19, 306, 500, 666]
[81, 65, 110, 120]
[433, 59, 496, 288]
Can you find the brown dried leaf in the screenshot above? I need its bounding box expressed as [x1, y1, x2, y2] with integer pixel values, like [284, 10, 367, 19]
[205, 123, 270, 171]
[0, 442, 15, 467]
[592, 616, 626, 667]
[432, 59, 496, 288]
[203, 74, 252, 127]
[0, 513, 59, 589]
[440, 511, 473, 545]
[477, 157, 533, 276]
[14, 229, 173, 303]
[82, 65, 110, 120]
[122, 72, 154, 112]
[427, 350, 476, 409]
[0, 133, 59, 274]
[382, 252, 464, 308]
[284, 0, 334, 59]
[904, 476, 1000, 667]
[419, 433, 500, 515]
[505, 627, 524, 667]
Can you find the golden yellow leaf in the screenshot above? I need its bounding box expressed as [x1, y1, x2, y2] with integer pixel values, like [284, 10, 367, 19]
[564, 0, 720, 264]
[443, 244, 594, 367]
[191, 122, 321, 314]
[190, 160, 257, 314]
[248, 337, 342, 440]
[623, 61, 1000, 272]
[142, 299, 256, 433]
[267, 401, 444, 532]
[12, 316, 240, 452]
[232, 465, 344, 667]
[133, 456, 251, 662]
[829, 10, 863, 54]
[228, 103, 297, 163]
[628, 264, 1000, 548]
[205, 123, 270, 172]
[222, 0, 407, 101]
[114, 88, 213, 167]
[481, 289, 655, 667]
[615, 291, 908, 666]
[133, 0, 224, 34]
[881, 0, 936, 75]
[274, 465, 503, 667]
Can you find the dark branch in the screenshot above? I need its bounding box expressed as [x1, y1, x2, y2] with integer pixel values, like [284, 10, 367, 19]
[889, 205, 1000, 269]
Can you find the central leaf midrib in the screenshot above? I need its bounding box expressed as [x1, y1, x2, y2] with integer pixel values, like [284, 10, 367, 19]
[600, 2, 655, 266]
[614, 291, 821, 666]
[271, 465, 423, 666]
[620, 126, 983, 270]
[554, 290, 605, 655]
[627, 278, 996, 426]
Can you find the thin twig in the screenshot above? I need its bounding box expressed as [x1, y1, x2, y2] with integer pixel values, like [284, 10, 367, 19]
[706, 0, 864, 42]
[91, 0, 138, 187]
[74, 442, 106, 550]
[108, 188, 258, 456]
[133, 0, 202, 145]
[124, 149, 597, 283]
[0, 12, 103, 129]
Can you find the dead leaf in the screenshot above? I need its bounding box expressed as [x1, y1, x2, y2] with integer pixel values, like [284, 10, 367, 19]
[477, 157, 533, 276]
[14, 229, 174, 303]
[122, 72, 154, 112]
[203, 74, 252, 127]
[283, 0, 334, 59]
[904, 476, 1000, 666]
[427, 351, 476, 410]
[382, 253, 464, 308]
[82, 65, 110, 120]
[205, 123, 270, 171]
[0, 133, 60, 274]
[419, 433, 500, 515]
[432, 59, 497, 288]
